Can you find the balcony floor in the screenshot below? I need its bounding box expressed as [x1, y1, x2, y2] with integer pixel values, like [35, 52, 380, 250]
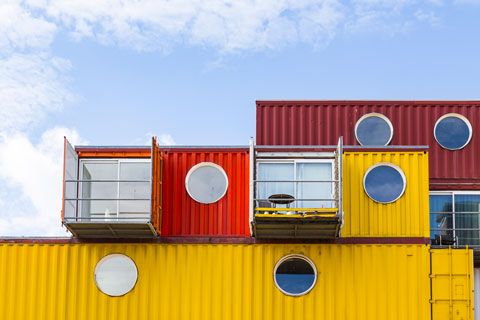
[253, 213, 342, 239]
[64, 220, 158, 238]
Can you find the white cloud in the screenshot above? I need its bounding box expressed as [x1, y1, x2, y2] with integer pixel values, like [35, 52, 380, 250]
[158, 134, 176, 146]
[415, 9, 440, 26]
[1, 0, 452, 56]
[345, 0, 436, 35]
[0, 127, 86, 236]
[0, 1, 76, 236]
[0, 53, 73, 133]
[25, 0, 348, 53]
[0, 0, 56, 54]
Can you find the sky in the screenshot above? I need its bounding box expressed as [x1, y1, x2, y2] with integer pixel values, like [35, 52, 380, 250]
[1, 0, 480, 236]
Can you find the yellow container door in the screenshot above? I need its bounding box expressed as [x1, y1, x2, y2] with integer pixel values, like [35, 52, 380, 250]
[431, 248, 474, 320]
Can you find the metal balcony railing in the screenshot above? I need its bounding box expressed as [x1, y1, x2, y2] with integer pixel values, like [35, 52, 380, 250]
[254, 180, 340, 215]
[63, 179, 152, 223]
[430, 211, 480, 248]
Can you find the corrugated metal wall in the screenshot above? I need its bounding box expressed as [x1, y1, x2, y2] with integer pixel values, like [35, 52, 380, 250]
[256, 101, 480, 186]
[342, 152, 430, 237]
[0, 243, 431, 320]
[161, 149, 250, 237]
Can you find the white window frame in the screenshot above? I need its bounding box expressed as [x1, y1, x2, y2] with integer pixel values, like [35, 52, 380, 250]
[78, 158, 152, 219]
[256, 159, 334, 209]
[433, 113, 473, 150]
[354, 112, 394, 146]
[430, 191, 480, 244]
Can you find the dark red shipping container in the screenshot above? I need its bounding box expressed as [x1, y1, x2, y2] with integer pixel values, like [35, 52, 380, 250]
[256, 101, 480, 188]
[161, 148, 250, 237]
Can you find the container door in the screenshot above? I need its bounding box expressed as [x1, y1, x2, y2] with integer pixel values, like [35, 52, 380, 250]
[431, 248, 474, 320]
[475, 268, 480, 320]
[151, 137, 162, 234]
[62, 137, 78, 221]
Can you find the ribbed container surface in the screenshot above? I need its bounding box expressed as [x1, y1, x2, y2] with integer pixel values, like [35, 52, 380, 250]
[0, 243, 431, 320]
[257, 101, 480, 186]
[342, 152, 430, 237]
[162, 149, 250, 237]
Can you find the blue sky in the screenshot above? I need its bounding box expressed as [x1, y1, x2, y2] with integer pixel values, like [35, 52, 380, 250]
[1, 0, 480, 236]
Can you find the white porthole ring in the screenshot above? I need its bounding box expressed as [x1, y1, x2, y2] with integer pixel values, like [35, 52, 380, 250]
[185, 162, 229, 204]
[94, 253, 138, 297]
[434, 113, 472, 150]
[354, 112, 394, 146]
[273, 254, 317, 297]
[363, 162, 407, 204]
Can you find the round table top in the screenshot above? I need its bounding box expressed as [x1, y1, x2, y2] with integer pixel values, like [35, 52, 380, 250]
[268, 194, 295, 205]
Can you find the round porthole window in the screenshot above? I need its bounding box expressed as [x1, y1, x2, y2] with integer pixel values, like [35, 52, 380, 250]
[94, 254, 138, 296]
[434, 113, 472, 150]
[185, 162, 228, 204]
[355, 113, 393, 146]
[363, 163, 406, 204]
[274, 254, 317, 297]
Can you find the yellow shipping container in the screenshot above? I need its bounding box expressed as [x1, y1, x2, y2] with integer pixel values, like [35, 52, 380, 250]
[342, 151, 430, 238]
[0, 243, 434, 320]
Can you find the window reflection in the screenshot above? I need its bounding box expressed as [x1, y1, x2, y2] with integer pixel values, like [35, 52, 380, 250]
[455, 195, 480, 246]
[274, 257, 316, 296]
[430, 195, 453, 244]
[356, 115, 392, 146]
[434, 115, 471, 150]
[430, 193, 480, 246]
[364, 165, 405, 203]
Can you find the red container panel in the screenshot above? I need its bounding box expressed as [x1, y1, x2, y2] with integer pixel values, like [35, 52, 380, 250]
[162, 149, 250, 237]
[257, 101, 480, 188]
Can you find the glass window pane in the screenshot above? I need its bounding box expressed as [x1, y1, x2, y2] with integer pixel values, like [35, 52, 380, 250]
[296, 163, 332, 208]
[275, 257, 316, 296]
[430, 195, 454, 243]
[364, 165, 405, 203]
[81, 162, 118, 218]
[94, 254, 138, 296]
[435, 116, 471, 150]
[356, 115, 392, 146]
[455, 195, 480, 246]
[64, 180, 77, 219]
[257, 163, 294, 208]
[186, 163, 228, 204]
[64, 144, 78, 219]
[119, 181, 150, 216]
[119, 162, 151, 217]
[120, 162, 150, 180]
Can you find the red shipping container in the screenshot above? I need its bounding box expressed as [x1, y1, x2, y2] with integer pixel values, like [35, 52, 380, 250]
[161, 148, 250, 237]
[256, 101, 480, 189]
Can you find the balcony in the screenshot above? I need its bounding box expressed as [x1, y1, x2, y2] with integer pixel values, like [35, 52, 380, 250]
[62, 138, 162, 238]
[250, 138, 343, 239]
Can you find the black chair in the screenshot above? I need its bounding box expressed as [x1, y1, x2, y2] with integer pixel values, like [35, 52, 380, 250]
[434, 234, 455, 246]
